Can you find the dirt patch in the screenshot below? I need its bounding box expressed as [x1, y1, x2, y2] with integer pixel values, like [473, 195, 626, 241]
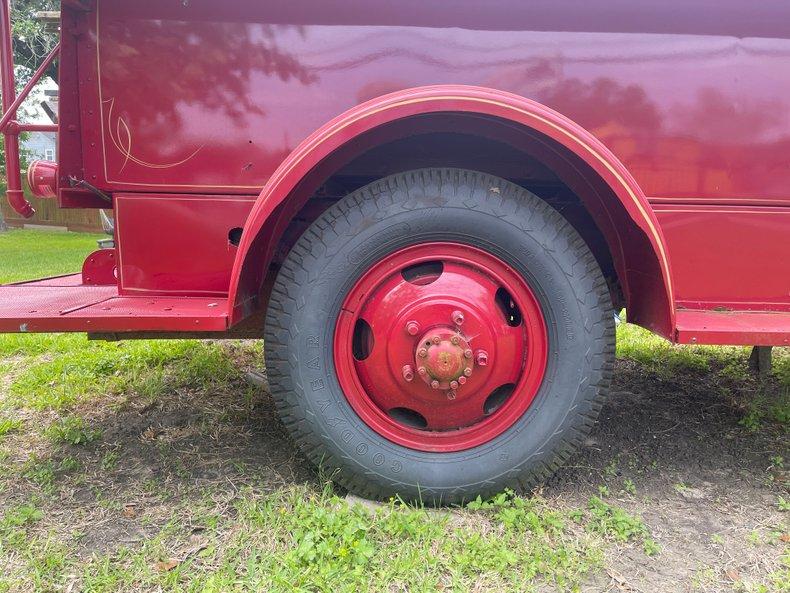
[547, 358, 788, 592]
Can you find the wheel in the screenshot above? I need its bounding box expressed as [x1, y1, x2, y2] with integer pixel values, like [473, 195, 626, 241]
[264, 168, 614, 504]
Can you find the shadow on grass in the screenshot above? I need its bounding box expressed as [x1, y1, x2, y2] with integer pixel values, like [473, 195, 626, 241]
[0, 328, 787, 552]
[548, 325, 788, 500]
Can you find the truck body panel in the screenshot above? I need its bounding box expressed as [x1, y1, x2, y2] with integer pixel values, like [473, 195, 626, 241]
[2, 0, 790, 344]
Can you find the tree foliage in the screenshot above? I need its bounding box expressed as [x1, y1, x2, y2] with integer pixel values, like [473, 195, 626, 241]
[11, 0, 59, 86]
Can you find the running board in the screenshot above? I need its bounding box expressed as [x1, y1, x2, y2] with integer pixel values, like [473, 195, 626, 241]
[0, 274, 228, 333]
[675, 309, 790, 346]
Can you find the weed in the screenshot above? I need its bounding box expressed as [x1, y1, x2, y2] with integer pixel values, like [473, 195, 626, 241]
[643, 538, 661, 556]
[0, 417, 21, 438]
[59, 456, 81, 473]
[22, 456, 57, 494]
[740, 408, 763, 432]
[0, 501, 43, 548]
[100, 449, 120, 471]
[46, 417, 102, 446]
[586, 496, 648, 543]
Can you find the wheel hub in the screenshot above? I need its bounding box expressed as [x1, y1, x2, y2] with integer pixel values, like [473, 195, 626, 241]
[415, 326, 474, 393]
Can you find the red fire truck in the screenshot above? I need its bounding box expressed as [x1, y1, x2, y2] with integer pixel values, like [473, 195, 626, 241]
[1, 1, 788, 503]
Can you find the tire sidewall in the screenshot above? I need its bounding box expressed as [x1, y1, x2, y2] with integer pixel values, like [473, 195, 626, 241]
[267, 170, 610, 500]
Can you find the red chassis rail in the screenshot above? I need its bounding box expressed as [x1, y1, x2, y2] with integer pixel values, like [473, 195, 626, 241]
[0, 275, 228, 333]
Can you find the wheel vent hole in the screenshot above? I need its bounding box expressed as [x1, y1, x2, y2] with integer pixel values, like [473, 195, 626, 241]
[484, 383, 516, 415]
[495, 287, 522, 326]
[401, 261, 443, 285]
[388, 407, 428, 430]
[352, 319, 374, 361]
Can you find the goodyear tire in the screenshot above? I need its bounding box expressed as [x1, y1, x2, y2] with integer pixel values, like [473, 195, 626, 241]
[264, 168, 614, 504]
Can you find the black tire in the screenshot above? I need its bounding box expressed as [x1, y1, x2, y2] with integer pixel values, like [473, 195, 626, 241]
[264, 168, 614, 504]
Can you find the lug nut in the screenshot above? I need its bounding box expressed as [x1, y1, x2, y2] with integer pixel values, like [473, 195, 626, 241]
[463, 367, 473, 377]
[431, 380, 440, 390]
[450, 335, 460, 345]
[402, 365, 414, 382]
[405, 320, 420, 336]
[417, 348, 428, 358]
[417, 366, 427, 376]
[449, 380, 459, 390]
[432, 335, 441, 345]
[446, 390, 457, 400]
[464, 349, 473, 359]
[458, 376, 467, 385]
[475, 350, 489, 367]
[452, 310, 465, 325]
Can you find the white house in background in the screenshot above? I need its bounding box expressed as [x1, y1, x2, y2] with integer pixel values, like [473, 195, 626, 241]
[20, 79, 58, 163]
[23, 128, 56, 161]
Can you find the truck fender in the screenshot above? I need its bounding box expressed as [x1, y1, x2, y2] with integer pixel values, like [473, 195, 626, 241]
[228, 85, 674, 333]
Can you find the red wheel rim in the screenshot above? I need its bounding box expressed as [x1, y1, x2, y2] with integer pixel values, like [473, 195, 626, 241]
[334, 243, 549, 453]
[334, 243, 548, 452]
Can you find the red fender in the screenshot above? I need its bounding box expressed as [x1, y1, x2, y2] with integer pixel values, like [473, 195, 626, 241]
[228, 85, 674, 331]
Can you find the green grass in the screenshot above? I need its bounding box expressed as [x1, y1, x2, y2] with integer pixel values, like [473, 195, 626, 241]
[0, 486, 630, 593]
[0, 417, 22, 439]
[0, 228, 104, 284]
[45, 416, 102, 446]
[617, 322, 790, 429]
[2, 335, 242, 411]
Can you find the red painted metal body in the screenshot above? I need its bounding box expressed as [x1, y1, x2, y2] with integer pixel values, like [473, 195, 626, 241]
[113, 194, 254, 296]
[0, 0, 789, 345]
[0, 275, 227, 333]
[27, 160, 59, 199]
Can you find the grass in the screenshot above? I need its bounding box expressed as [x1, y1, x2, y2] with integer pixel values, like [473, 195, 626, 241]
[45, 417, 102, 446]
[3, 335, 243, 412]
[0, 486, 623, 593]
[617, 319, 790, 430]
[0, 418, 22, 439]
[0, 229, 787, 592]
[0, 228, 104, 284]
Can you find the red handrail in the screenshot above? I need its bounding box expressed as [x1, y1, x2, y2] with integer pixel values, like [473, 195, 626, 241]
[0, 40, 60, 133]
[0, 0, 60, 219]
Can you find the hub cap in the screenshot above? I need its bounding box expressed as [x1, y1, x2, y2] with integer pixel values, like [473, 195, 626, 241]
[334, 243, 548, 452]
